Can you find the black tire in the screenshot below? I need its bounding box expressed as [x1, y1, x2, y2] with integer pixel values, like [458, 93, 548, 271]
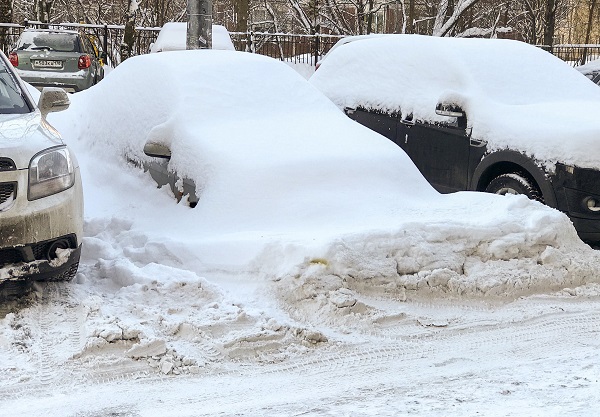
[485, 172, 544, 203]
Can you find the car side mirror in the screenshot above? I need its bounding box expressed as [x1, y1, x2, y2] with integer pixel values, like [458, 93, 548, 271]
[144, 141, 171, 159]
[38, 87, 70, 118]
[435, 102, 465, 118]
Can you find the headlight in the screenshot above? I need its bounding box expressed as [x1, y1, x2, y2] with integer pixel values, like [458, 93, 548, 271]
[28, 146, 75, 200]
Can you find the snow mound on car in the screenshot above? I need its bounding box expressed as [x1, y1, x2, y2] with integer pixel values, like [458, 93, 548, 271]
[49, 50, 600, 294]
[310, 35, 600, 170]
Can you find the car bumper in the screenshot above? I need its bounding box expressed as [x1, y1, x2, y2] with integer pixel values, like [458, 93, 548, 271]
[553, 164, 600, 243]
[16, 69, 92, 92]
[0, 168, 84, 281]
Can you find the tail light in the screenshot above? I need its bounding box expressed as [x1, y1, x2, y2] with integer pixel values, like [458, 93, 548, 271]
[78, 54, 91, 69]
[8, 52, 18, 67]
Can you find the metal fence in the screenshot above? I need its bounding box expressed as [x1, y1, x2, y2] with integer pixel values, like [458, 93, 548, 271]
[2, 21, 600, 68]
[0, 21, 160, 66]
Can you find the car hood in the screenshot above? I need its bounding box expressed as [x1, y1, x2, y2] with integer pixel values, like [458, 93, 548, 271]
[467, 98, 600, 170]
[0, 112, 64, 169]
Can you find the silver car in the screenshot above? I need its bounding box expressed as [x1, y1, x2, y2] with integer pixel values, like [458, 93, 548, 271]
[9, 28, 105, 92]
[0, 51, 83, 286]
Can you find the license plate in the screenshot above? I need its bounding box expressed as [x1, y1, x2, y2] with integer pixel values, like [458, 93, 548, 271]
[33, 59, 62, 68]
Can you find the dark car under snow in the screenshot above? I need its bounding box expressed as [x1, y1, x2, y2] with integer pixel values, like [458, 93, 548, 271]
[310, 35, 600, 243]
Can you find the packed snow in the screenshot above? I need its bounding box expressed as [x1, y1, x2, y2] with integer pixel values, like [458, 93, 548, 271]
[149, 22, 235, 52]
[1, 49, 600, 416]
[310, 34, 600, 170]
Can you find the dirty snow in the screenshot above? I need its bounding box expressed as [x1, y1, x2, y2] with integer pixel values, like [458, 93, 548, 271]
[1, 50, 600, 416]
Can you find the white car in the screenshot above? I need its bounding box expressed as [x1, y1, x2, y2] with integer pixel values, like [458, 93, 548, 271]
[0, 51, 83, 288]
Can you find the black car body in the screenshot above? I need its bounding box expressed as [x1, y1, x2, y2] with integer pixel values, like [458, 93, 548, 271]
[310, 35, 600, 243]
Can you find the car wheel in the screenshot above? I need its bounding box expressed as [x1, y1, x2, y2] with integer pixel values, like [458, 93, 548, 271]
[485, 172, 544, 203]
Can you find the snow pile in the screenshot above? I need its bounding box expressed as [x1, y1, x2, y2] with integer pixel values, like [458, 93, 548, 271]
[310, 35, 600, 170]
[576, 57, 600, 74]
[149, 22, 235, 52]
[47, 49, 600, 309]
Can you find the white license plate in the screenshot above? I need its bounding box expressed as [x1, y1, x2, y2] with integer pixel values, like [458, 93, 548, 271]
[33, 60, 62, 68]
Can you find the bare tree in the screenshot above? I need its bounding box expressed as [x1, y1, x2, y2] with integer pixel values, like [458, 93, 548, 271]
[0, 0, 13, 53]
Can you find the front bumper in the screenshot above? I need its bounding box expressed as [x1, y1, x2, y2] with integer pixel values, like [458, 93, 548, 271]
[0, 241, 81, 282]
[0, 167, 83, 280]
[16, 69, 92, 93]
[553, 164, 600, 243]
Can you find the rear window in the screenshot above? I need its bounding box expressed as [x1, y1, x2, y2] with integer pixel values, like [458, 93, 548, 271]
[16, 31, 80, 53]
[0, 59, 30, 114]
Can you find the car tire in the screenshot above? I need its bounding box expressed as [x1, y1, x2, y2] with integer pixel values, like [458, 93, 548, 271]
[485, 172, 544, 203]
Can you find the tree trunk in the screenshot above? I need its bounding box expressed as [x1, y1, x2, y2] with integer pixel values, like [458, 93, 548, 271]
[234, 0, 249, 33]
[542, 0, 556, 49]
[581, 0, 598, 65]
[407, 0, 414, 33]
[120, 0, 137, 62]
[0, 0, 12, 54]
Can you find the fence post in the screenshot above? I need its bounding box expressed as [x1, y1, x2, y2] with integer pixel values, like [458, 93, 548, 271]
[246, 31, 253, 53]
[314, 33, 320, 66]
[103, 24, 108, 56]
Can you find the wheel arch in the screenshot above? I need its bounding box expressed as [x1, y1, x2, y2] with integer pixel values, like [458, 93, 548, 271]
[471, 150, 558, 208]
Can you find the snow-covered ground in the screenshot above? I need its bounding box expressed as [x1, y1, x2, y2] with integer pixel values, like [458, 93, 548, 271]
[1, 50, 600, 416]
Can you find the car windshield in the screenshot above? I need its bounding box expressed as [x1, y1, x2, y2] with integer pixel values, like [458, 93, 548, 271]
[16, 31, 80, 52]
[0, 59, 29, 114]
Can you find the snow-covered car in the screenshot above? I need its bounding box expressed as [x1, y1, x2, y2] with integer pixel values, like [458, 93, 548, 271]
[149, 22, 235, 52]
[310, 35, 600, 243]
[9, 28, 105, 92]
[47, 48, 582, 262]
[0, 51, 83, 285]
[575, 58, 600, 85]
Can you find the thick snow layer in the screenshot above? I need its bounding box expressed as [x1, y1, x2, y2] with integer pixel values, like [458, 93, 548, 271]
[149, 22, 235, 52]
[2, 48, 600, 416]
[310, 35, 600, 170]
[576, 57, 600, 73]
[48, 50, 591, 271]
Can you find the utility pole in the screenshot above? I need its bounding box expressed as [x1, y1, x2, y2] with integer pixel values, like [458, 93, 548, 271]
[187, 0, 212, 49]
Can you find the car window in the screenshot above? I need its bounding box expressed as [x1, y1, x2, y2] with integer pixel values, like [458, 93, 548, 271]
[0, 59, 30, 114]
[17, 31, 80, 53]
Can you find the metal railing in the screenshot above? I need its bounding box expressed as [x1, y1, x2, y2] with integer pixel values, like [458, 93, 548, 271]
[0, 21, 161, 66]
[2, 21, 600, 69]
[229, 31, 344, 65]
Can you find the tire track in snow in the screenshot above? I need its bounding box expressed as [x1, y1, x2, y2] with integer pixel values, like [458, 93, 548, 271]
[43, 304, 600, 415]
[26, 282, 86, 391]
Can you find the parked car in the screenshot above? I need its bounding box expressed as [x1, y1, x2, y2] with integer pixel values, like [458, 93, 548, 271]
[149, 22, 235, 53]
[0, 51, 83, 286]
[9, 28, 105, 92]
[575, 58, 600, 85]
[310, 35, 600, 243]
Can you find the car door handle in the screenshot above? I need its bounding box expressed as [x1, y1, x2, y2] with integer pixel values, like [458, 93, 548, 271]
[470, 138, 487, 147]
[400, 118, 414, 126]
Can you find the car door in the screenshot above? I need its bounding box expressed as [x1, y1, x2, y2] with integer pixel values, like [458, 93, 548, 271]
[346, 108, 397, 141]
[400, 115, 471, 193]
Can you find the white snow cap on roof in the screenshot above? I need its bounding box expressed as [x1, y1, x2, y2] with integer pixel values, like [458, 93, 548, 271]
[149, 22, 235, 53]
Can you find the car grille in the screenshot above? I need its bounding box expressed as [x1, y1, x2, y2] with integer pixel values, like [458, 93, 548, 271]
[0, 158, 16, 171]
[0, 182, 16, 207]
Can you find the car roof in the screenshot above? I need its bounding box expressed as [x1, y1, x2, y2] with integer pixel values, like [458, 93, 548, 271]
[22, 28, 80, 35]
